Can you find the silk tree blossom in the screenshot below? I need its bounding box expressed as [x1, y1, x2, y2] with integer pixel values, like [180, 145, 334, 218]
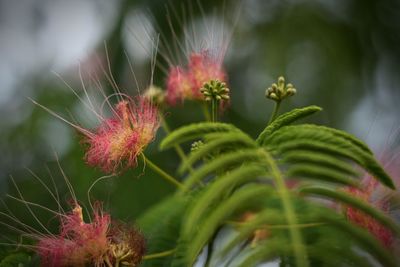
[37, 204, 110, 267]
[166, 66, 194, 105]
[36, 202, 145, 267]
[166, 51, 227, 105]
[84, 97, 160, 174]
[188, 52, 226, 93]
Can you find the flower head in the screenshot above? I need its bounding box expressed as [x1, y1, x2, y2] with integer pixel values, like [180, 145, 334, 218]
[84, 97, 160, 174]
[166, 51, 227, 106]
[37, 203, 110, 267]
[188, 51, 226, 93]
[166, 66, 194, 105]
[36, 202, 146, 267]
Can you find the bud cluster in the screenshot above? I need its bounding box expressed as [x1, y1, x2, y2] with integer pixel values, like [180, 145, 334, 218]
[265, 76, 296, 102]
[200, 79, 230, 102]
[191, 140, 204, 152]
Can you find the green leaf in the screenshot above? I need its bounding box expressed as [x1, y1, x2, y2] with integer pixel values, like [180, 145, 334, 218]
[256, 105, 322, 145]
[183, 185, 273, 266]
[138, 195, 190, 267]
[183, 165, 268, 238]
[181, 149, 264, 193]
[286, 164, 360, 187]
[160, 122, 238, 150]
[178, 132, 257, 174]
[265, 124, 371, 154]
[272, 139, 394, 189]
[320, 213, 397, 267]
[282, 150, 360, 177]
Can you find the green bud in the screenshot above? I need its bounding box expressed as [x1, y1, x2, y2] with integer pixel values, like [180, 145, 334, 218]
[269, 92, 278, 100]
[200, 79, 230, 103]
[265, 76, 297, 102]
[278, 76, 285, 86]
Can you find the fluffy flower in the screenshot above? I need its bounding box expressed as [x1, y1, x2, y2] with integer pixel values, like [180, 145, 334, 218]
[37, 204, 110, 267]
[84, 97, 160, 174]
[166, 67, 194, 105]
[188, 52, 226, 93]
[166, 51, 227, 105]
[36, 203, 146, 267]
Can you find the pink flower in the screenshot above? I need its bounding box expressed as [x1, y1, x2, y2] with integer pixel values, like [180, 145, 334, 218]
[166, 67, 194, 105]
[37, 204, 110, 267]
[36, 203, 146, 267]
[83, 97, 160, 174]
[166, 51, 227, 106]
[188, 52, 226, 93]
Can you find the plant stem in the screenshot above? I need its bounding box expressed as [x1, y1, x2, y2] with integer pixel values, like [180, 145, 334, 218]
[159, 112, 194, 173]
[201, 102, 211, 122]
[261, 149, 309, 267]
[143, 249, 176, 260]
[211, 99, 219, 122]
[268, 100, 281, 125]
[141, 154, 184, 189]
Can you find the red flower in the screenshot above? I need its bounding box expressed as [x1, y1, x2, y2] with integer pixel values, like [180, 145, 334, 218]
[36, 203, 146, 267]
[37, 204, 110, 267]
[83, 97, 159, 173]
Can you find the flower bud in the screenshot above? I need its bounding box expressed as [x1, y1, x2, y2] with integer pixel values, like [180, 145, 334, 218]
[265, 76, 297, 102]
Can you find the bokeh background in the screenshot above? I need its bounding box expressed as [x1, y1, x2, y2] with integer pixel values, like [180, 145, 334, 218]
[0, 0, 400, 240]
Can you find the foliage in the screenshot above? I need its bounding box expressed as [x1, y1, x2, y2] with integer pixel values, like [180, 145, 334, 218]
[138, 104, 399, 266]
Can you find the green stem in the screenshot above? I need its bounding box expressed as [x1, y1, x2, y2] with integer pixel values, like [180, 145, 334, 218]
[211, 99, 219, 122]
[268, 100, 281, 125]
[261, 149, 309, 267]
[143, 249, 176, 260]
[141, 154, 184, 189]
[201, 102, 211, 122]
[159, 112, 194, 172]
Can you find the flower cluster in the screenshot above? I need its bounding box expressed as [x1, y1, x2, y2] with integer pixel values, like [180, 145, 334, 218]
[83, 97, 160, 174]
[37, 203, 145, 267]
[166, 51, 227, 105]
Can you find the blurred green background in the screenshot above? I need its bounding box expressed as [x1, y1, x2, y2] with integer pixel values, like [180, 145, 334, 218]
[0, 0, 400, 238]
